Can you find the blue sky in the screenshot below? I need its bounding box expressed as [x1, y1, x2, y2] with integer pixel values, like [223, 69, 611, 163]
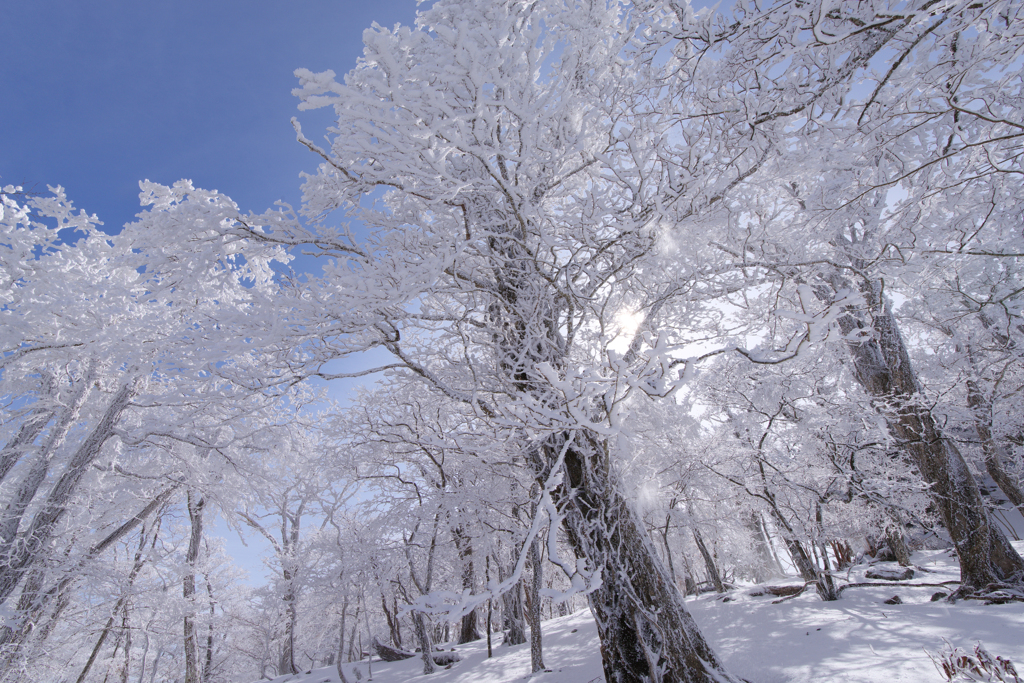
[3, 0, 426, 583]
[2, 0, 422, 233]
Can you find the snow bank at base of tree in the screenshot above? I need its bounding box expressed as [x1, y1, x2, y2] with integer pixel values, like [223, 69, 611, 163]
[253, 543, 1024, 683]
[689, 542, 1024, 683]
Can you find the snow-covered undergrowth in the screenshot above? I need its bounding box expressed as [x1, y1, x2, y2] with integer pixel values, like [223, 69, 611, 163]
[258, 544, 1024, 683]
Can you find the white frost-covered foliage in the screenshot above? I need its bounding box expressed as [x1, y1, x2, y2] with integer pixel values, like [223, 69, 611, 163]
[4, 0, 1024, 679]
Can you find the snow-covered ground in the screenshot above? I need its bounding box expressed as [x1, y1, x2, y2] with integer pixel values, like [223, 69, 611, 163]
[259, 544, 1024, 683]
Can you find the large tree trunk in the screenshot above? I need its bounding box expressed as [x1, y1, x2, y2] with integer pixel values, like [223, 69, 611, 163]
[833, 277, 1024, 588]
[335, 595, 351, 683]
[546, 434, 739, 683]
[454, 529, 480, 644]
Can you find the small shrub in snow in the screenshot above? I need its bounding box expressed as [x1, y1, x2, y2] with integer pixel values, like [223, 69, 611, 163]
[929, 640, 1021, 682]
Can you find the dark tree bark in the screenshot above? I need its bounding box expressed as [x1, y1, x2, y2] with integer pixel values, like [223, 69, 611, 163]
[545, 433, 739, 683]
[692, 529, 725, 593]
[184, 491, 205, 683]
[380, 591, 402, 649]
[498, 558, 526, 647]
[884, 512, 912, 568]
[967, 379, 1024, 516]
[831, 277, 1024, 588]
[413, 612, 437, 675]
[528, 536, 544, 673]
[335, 594, 351, 683]
[454, 529, 480, 644]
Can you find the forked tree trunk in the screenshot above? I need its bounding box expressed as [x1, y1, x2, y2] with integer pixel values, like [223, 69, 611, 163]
[381, 591, 402, 649]
[545, 434, 739, 683]
[832, 277, 1024, 588]
[692, 529, 725, 593]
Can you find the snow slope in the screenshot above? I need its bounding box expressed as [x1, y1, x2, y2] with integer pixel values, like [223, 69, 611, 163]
[257, 545, 1024, 683]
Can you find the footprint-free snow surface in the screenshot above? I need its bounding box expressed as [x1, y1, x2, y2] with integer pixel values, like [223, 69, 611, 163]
[257, 544, 1024, 683]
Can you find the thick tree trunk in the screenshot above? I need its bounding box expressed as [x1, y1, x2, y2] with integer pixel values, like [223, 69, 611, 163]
[0, 403, 55, 484]
[833, 278, 1024, 588]
[278, 574, 297, 675]
[0, 366, 94, 549]
[546, 434, 739, 683]
[454, 529, 479, 644]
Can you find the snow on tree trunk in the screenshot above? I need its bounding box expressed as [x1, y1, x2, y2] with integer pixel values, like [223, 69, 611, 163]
[884, 513, 913, 568]
[500, 566, 527, 647]
[184, 491, 205, 683]
[454, 529, 479, 644]
[413, 611, 437, 675]
[0, 378, 136, 605]
[692, 529, 725, 594]
[528, 536, 544, 674]
[336, 595, 351, 683]
[548, 434, 739, 683]
[746, 513, 783, 582]
[834, 278, 1024, 587]
[967, 379, 1024, 517]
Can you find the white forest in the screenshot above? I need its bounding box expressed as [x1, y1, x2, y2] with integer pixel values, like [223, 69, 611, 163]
[2, 0, 1024, 681]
